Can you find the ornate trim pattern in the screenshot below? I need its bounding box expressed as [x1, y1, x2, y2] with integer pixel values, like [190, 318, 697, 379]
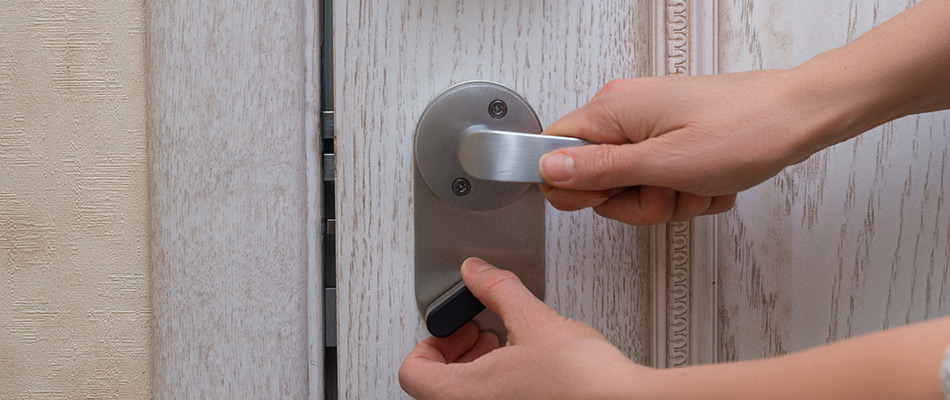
[651, 0, 718, 369]
[665, 0, 693, 368]
[666, 0, 690, 76]
[667, 221, 691, 366]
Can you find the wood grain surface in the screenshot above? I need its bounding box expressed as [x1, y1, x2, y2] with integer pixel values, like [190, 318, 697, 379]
[716, 0, 950, 361]
[148, 1, 322, 397]
[143, 0, 950, 397]
[334, 1, 654, 397]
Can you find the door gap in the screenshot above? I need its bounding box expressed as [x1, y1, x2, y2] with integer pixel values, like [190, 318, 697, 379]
[320, 0, 337, 398]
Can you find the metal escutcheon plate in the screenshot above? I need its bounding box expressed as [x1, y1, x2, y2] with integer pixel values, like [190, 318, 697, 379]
[414, 81, 545, 340]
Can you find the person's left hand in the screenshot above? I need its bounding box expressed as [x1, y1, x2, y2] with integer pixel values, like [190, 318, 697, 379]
[398, 258, 653, 399]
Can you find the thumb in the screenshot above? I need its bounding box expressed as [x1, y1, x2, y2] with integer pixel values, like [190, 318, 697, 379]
[461, 258, 554, 333]
[539, 140, 669, 191]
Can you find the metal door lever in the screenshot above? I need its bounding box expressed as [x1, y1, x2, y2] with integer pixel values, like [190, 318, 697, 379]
[416, 81, 590, 212]
[458, 127, 589, 184]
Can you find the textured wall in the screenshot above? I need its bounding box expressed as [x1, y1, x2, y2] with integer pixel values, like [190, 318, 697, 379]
[0, 1, 150, 398]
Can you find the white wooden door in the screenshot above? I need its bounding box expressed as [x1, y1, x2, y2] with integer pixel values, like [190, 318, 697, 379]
[335, 0, 950, 397]
[144, 0, 950, 398]
[333, 1, 718, 397]
[148, 1, 325, 398]
[715, 0, 950, 361]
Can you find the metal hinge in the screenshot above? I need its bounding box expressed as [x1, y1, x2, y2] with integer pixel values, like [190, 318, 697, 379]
[322, 113, 335, 182]
[322, 111, 335, 139]
[323, 153, 335, 182]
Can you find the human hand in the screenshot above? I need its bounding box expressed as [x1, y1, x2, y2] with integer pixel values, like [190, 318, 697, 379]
[398, 258, 950, 400]
[399, 258, 651, 399]
[539, 70, 836, 225]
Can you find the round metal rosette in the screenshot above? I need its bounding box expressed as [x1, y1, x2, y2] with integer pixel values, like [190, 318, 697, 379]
[414, 81, 541, 211]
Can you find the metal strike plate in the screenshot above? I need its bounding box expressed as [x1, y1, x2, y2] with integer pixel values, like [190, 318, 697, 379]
[414, 81, 551, 339]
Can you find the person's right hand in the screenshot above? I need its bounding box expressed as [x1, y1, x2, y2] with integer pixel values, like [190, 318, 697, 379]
[538, 69, 846, 225]
[399, 258, 650, 399]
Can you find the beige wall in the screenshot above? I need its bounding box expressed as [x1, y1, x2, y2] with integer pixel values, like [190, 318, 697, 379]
[0, 1, 150, 398]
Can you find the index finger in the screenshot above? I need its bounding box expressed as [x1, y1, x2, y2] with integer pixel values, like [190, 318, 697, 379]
[460, 258, 558, 336]
[398, 323, 479, 397]
[543, 102, 630, 145]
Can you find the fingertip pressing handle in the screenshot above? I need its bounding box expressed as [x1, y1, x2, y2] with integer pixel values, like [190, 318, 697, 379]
[424, 280, 486, 338]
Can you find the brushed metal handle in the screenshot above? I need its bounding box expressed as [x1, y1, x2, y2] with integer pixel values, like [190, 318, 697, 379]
[457, 126, 590, 184]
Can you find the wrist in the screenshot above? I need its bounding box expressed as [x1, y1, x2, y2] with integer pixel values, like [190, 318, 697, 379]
[781, 42, 929, 159]
[778, 55, 888, 161]
[587, 361, 659, 400]
[629, 365, 698, 400]
[630, 360, 766, 400]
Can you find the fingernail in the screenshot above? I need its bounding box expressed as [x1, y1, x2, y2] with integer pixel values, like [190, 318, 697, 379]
[462, 257, 491, 274]
[540, 152, 575, 183]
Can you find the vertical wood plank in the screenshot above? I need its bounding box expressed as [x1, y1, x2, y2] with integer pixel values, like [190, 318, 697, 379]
[335, 1, 654, 397]
[304, 0, 325, 398]
[148, 1, 322, 397]
[541, 1, 655, 366]
[716, 0, 950, 361]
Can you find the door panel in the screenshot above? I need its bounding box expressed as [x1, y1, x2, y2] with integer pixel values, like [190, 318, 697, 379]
[148, 1, 323, 397]
[338, 0, 950, 397]
[716, 0, 950, 361]
[334, 1, 660, 397]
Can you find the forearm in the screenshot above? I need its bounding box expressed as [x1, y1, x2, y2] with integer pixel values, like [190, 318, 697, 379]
[639, 316, 950, 399]
[787, 0, 950, 155]
[644, 3, 950, 395]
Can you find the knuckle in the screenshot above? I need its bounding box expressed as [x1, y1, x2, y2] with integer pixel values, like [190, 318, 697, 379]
[653, 205, 677, 224]
[397, 364, 413, 393]
[675, 193, 711, 219]
[563, 318, 603, 338]
[598, 79, 629, 96]
[544, 193, 585, 211]
[548, 200, 581, 212]
[639, 212, 669, 226]
[399, 364, 449, 400]
[644, 198, 676, 224]
[585, 145, 618, 186]
[482, 270, 522, 294]
[668, 210, 695, 223]
[592, 206, 625, 224]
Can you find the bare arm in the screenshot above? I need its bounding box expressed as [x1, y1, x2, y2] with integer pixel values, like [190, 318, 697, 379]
[400, 260, 950, 399]
[538, 0, 950, 225]
[791, 0, 950, 154]
[641, 4, 950, 395]
[643, 317, 950, 399]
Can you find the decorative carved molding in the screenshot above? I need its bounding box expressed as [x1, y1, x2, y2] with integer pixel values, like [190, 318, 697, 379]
[666, 0, 690, 76]
[651, 0, 718, 369]
[665, 0, 693, 368]
[667, 221, 691, 366]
